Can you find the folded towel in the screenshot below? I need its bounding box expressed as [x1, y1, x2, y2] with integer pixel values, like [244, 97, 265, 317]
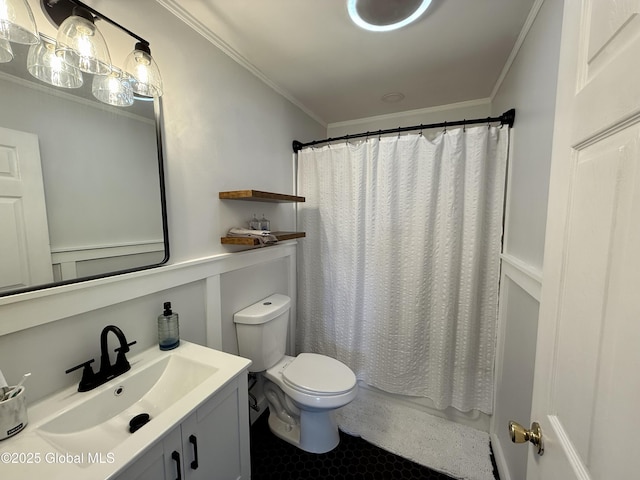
[228, 228, 272, 236]
[227, 228, 278, 246]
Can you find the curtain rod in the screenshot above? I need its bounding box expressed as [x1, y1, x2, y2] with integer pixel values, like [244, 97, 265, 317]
[292, 108, 515, 153]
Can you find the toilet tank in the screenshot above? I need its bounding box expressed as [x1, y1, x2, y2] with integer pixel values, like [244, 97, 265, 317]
[233, 294, 291, 372]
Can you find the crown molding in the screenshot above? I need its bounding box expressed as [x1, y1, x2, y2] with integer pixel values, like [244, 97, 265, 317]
[328, 98, 492, 129]
[156, 0, 544, 130]
[490, 0, 546, 100]
[154, 0, 327, 127]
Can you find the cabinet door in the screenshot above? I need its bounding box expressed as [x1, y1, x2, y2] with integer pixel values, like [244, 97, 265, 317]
[182, 380, 249, 480]
[117, 427, 182, 480]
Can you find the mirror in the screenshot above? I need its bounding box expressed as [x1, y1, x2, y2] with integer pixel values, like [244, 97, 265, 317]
[0, 38, 168, 297]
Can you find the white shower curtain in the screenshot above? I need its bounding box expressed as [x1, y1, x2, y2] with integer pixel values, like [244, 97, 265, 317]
[297, 126, 508, 414]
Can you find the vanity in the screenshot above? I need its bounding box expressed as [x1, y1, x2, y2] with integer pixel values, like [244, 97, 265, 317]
[0, 341, 252, 479]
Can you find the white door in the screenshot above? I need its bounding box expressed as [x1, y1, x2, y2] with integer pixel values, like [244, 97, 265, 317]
[526, 0, 640, 478]
[0, 126, 53, 292]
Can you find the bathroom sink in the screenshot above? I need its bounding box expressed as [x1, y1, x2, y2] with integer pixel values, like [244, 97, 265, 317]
[0, 341, 251, 480]
[33, 342, 234, 455]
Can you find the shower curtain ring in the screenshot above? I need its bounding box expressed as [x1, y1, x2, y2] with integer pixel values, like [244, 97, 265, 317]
[463, 120, 466, 132]
[419, 125, 424, 136]
[397, 128, 401, 139]
[443, 121, 447, 134]
[365, 131, 370, 142]
[378, 130, 382, 140]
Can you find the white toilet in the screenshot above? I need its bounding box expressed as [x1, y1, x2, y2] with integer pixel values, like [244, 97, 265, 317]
[234, 293, 357, 454]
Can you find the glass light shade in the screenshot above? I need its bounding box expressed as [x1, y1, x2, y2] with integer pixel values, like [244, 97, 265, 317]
[27, 37, 83, 88]
[124, 44, 163, 97]
[92, 66, 134, 107]
[0, 36, 12, 62]
[55, 14, 111, 75]
[0, 0, 39, 45]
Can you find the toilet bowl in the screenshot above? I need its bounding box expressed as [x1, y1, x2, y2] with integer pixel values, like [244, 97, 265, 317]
[233, 294, 358, 453]
[263, 354, 357, 453]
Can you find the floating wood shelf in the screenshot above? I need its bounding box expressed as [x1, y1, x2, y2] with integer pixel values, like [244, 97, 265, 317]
[221, 232, 306, 246]
[219, 190, 305, 203]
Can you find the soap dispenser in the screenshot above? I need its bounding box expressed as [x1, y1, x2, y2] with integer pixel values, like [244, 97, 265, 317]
[249, 214, 260, 230]
[158, 302, 180, 350]
[259, 214, 270, 231]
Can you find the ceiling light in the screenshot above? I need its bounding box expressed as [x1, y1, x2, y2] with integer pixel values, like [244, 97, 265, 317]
[381, 92, 405, 103]
[347, 0, 432, 32]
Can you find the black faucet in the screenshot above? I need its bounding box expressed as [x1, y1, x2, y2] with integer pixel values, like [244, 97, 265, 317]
[66, 325, 137, 392]
[100, 325, 132, 378]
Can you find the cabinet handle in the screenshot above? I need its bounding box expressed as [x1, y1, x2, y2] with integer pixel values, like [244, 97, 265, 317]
[171, 451, 182, 480]
[189, 434, 199, 470]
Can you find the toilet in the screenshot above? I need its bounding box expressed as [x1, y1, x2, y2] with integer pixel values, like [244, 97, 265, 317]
[234, 293, 357, 454]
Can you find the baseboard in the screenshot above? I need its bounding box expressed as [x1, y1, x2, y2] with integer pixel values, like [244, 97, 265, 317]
[490, 432, 512, 480]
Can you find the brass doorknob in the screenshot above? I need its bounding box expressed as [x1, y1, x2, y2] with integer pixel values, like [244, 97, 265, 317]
[509, 421, 544, 455]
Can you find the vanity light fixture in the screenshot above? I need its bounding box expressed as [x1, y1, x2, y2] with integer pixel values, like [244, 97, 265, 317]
[0, 36, 12, 62]
[123, 41, 163, 98]
[27, 34, 83, 88]
[41, 0, 163, 98]
[91, 65, 134, 106]
[347, 0, 432, 32]
[54, 4, 111, 75]
[0, 0, 163, 104]
[0, 0, 39, 44]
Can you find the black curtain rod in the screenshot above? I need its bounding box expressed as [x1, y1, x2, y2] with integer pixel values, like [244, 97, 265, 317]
[292, 108, 515, 153]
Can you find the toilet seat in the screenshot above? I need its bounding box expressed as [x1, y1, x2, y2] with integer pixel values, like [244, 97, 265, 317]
[282, 353, 356, 396]
[265, 354, 358, 410]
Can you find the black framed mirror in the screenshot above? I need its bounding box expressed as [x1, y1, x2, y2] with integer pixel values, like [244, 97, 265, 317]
[0, 21, 169, 297]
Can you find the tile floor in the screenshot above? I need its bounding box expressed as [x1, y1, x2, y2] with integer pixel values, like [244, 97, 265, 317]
[250, 410, 457, 480]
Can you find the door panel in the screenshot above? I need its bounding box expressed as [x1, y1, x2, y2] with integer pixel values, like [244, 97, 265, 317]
[0, 127, 52, 292]
[553, 134, 625, 463]
[587, 140, 640, 479]
[529, 0, 640, 478]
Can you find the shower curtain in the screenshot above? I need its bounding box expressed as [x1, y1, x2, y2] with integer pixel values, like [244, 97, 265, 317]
[296, 126, 508, 414]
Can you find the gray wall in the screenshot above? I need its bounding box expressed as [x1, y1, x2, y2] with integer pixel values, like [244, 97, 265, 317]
[490, 1, 565, 479]
[0, 0, 323, 403]
[85, 0, 324, 263]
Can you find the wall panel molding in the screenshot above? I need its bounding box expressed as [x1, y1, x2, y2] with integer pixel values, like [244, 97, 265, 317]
[0, 243, 298, 336]
[500, 253, 542, 301]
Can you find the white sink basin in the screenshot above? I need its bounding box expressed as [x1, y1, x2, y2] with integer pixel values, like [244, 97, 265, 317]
[29, 342, 247, 456]
[39, 354, 217, 451]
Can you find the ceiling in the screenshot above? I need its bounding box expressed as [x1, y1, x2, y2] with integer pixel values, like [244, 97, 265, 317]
[164, 0, 536, 125]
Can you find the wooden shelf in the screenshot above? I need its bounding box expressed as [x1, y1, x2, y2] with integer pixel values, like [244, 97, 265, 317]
[219, 190, 305, 203]
[221, 232, 306, 246]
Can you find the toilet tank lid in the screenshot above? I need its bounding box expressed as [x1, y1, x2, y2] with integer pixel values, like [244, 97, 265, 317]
[233, 294, 291, 325]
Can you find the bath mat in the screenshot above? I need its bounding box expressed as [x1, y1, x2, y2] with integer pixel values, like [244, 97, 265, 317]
[335, 387, 496, 480]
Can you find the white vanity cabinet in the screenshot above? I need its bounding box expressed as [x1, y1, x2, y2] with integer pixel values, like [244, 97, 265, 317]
[116, 374, 250, 480]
